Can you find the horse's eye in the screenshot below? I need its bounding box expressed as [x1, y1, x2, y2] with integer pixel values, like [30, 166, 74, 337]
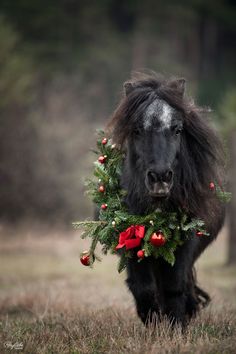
[173, 125, 182, 135]
[172, 124, 182, 136]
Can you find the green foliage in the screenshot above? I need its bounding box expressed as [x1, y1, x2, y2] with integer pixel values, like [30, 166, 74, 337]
[218, 89, 236, 135]
[215, 184, 232, 204]
[0, 17, 34, 108]
[73, 131, 212, 272]
[181, 219, 205, 232]
[117, 252, 128, 273]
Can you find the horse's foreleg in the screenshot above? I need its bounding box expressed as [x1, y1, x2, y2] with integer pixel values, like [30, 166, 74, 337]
[159, 238, 200, 326]
[126, 257, 160, 324]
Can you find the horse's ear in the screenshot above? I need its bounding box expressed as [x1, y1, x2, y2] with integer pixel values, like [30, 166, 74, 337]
[123, 81, 135, 96]
[168, 78, 186, 98]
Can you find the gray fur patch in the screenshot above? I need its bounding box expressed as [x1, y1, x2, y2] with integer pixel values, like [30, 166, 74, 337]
[144, 99, 173, 130]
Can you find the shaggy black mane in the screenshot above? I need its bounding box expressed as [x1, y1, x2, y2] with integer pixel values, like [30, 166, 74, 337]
[107, 73, 225, 228]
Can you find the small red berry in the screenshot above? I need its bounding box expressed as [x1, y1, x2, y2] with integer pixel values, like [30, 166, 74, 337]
[101, 203, 107, 210]
[196, 231, 204, 237]
[98, 155, 106, 164]
[98, 185, 105, 193]
[80, 254, 90, 266]
[209, 182, 215, 191]
[137, 250, 145, 259]
[102, 137, 108, 145]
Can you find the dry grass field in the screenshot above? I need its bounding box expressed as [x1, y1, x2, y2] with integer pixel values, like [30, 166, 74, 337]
[0, 224, 236, 353]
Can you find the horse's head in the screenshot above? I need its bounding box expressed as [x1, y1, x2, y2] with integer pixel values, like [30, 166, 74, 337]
[113, 77, 185, 199]
[108, 73, 224, 213]
[129, 96, 183, 198]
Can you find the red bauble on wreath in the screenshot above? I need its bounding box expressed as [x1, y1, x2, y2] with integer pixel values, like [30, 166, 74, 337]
[98, 185, 105, 193]
[101, 203, 107, 210]
[137, 249, 145, 259]
[80, 253, 90, 266]
[98, 155, 107, 164]
[150, 231, 166, 247]
[101, 137, 108, 145]
[80, 251, 95, 266]
[209, 182, 215, 191]
[196, 230, 204, 237]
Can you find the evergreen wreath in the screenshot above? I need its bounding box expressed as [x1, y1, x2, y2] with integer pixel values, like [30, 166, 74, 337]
[73, 131, 231, 273]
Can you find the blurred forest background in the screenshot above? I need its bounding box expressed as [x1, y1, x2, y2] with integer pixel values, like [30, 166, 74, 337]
[0, 0, 236, 228]
[1, 3, 236, 352]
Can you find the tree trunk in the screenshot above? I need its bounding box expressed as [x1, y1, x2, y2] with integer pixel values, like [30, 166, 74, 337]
[198, 15, 219, 80]
[228, 131, 236, 264]
[131, 17, 150, 71]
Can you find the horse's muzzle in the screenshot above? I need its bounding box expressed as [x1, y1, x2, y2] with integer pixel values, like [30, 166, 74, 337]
[145, 168, 173, 197]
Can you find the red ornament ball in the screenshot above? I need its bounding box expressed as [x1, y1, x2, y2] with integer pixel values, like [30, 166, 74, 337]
[98, 185, 105, 193]
[196, 231, 204, 237]
[102, 137, 108, 145]
[209, 182, 215, 191]
[80, 254, 90, 266]
[137, 249, 145, 259]
[101, 203, 107, 210]
[150, 231, 166, 247]
[98, 155, 107, 164]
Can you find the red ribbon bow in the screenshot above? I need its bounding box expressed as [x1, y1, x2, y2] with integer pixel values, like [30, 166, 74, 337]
[115, 225, 145, 250]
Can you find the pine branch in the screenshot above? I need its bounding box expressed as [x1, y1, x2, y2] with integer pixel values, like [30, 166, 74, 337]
[117, 252, 127, 273]
[181, 219, 205, 232]
[72, 220, 107, 229]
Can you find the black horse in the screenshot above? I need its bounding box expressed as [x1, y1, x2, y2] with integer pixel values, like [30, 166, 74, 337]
[107, 73, 225, 326]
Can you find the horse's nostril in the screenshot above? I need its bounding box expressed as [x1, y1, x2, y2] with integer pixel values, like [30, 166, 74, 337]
[163, 170, 173, 183]
[147, 170, 158, 185]
[147, 169, 173, 186]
